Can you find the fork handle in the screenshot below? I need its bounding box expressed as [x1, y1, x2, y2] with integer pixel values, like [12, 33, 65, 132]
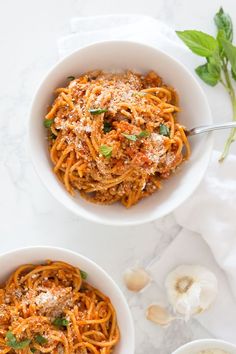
[187, 121, 236, 136]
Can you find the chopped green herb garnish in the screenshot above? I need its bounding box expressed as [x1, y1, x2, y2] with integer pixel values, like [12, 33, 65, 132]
[31, 348, 36, 353]
[35, 334, 47, 345]
[121, 133, 137, 141]
[6, 331, 31, 349]
[122, 131, 150, 141]
[99, 145, 113, 158]
[138, 130, 150, 138]
[67, 76, 75, 80]
[89, 108, 108, 115]
[103, 121, 112, 133]
[80, 270, 88, 280]
[43, 118, 54, 128]
[50, 133, 57, 140]
[52, 317, 69, 328]
[159, 124, 170, 137]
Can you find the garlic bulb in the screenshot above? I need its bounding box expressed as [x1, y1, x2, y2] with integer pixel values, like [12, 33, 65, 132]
[165, 265, 218, 319]
[123, 268, 150, 292]
[146, 304, 174, 326]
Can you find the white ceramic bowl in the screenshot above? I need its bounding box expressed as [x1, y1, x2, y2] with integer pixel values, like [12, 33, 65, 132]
[29, 40, 213, 226]
[0, 246, 135, 354]
[172, 339, 236, 354]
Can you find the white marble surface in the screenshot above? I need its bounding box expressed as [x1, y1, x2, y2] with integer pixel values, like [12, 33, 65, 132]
[0, 0, 236, 353]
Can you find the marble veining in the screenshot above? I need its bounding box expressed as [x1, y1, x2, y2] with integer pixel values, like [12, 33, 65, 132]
[0, 0, 236, 352]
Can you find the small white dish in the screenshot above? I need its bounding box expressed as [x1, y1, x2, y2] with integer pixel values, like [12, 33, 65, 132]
[29, 40, 213, 226]
[0, 246, 135, 354]
[172, 339, 236, 354]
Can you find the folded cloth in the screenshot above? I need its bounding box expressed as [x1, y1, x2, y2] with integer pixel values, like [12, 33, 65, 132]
[58, 15, 183, 59]
[174, 151, 236, 298]
[58, 15, 236, 341]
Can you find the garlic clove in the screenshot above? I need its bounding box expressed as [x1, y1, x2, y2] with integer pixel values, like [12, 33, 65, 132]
[146, 304, 174, 326]
[123, 268, 151, 292]
[165, 265, 218, 319]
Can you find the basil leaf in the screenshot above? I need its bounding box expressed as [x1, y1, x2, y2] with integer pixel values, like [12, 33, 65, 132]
[176, 30, 217, 57]
[214, 7, 233, 43]
[221, 38, 236, 75]
[207, 60, 220, 78]
[52, 317, 69, 328]
[35, 334, 47, 345]
[88, 108, 108, 115]
[195, 63, 219, 86]
[43, 118, 54, 128]
[121, 133, 137, 141]
[138, 130, 150, 138]
[6, 331, 16, 342]
[99, 145, 113, 158]
[122, 131, 150, 141]
[159, 124, 170, 137]
[12, 339, 31, 349]
[31, 349, 36, 353]
[67, 76, 75, 80]
[6, 331, 31, 349]
[207, 49, 221, 78]
[80, 270, 88, 280]
[103, 121, 112, 133]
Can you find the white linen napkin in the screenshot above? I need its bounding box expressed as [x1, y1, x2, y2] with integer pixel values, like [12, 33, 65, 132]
[174, 150, 236, 297]
[58, 16, 236, 341]
[58, 15, 182, 59]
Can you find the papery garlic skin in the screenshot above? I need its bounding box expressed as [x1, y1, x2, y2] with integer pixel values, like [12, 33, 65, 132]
[123, 268, 150, 292]
[165, 265, 218, 319]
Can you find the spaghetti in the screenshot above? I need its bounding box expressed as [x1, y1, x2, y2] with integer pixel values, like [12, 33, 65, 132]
[44, 70, 190, 207]
[0, 261, 119, 353]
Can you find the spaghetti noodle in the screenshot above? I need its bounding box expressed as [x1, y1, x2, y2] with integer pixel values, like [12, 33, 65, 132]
[44, 70, 190, 207]
[0, 261, 119, 353]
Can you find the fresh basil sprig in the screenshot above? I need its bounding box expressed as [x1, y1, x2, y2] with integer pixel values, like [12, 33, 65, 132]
[176, 7, 236, 161]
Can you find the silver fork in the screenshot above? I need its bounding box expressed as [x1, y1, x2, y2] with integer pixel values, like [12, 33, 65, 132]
[185, 121, 236, 136]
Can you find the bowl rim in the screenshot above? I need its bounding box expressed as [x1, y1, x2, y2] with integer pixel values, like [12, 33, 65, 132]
[28, 39, 213, 226]
[172, 338, 236, 354]
[0, 245, 135, 353]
